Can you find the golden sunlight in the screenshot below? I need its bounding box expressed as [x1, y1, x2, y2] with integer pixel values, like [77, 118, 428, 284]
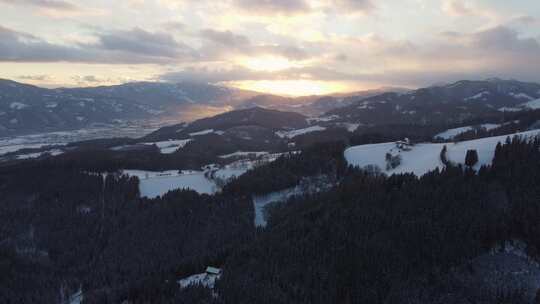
[226, 80, 350, 97]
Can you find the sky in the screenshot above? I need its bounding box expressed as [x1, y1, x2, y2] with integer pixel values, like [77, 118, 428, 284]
[0, 0, 539, 96]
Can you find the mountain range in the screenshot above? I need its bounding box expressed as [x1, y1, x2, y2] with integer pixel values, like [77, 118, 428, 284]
[0, 78, 539, 138]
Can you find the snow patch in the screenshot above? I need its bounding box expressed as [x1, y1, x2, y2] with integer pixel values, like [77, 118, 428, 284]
[307, 115, 340, 123]
[498, 107, 523, 112]
[521, 98, 540, 110]
[510, 92, 534, 100]
[341, 123, 361, 132]
[15, 149, 64, 160]
[142, 139, 193, 154]
[189, 129, 215, 136]
[276, 126, 326, 139]
[253, 187, 302, 227]
[10, 102, 28, 110]
[465, 91, 490, 101]
[219, 151, 269, 159]
[178, 268, 222, 289]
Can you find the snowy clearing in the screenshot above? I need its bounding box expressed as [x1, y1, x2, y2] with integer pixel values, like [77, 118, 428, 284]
[123, 170, 217, 198]
[142, 139, 193, 154]
[275, 126, 326, 139]
[346, 129, 540, 176]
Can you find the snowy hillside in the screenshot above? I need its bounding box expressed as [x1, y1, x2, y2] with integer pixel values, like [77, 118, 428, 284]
[345, 130, 540, 176]
[434, 124, 500, 140]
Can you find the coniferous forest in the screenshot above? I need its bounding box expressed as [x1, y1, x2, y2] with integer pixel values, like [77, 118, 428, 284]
[0, 134, 539, 303]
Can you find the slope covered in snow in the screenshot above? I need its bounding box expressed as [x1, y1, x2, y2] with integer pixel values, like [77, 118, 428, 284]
[434, 124, 500, 140]
[346, 130, 540, 176]
[275, 126, 326, 139]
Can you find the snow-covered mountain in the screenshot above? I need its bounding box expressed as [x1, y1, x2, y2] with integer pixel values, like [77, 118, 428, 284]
[328, 79, 540, 126]
[0, 79, 258, 137]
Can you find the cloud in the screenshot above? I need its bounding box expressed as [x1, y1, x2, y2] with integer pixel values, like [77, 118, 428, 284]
[160, 66, 266, 83]
[0, 25, 86, 62]
[161, 21, 187, 32]
[18, 74, 53, 81]
[94, 27, 195, 59]
[232, 0, 311, 15]
[331, 0, 375, 14]
[0, 0, 80, 11]
[0, 0, 105, 17]
[199, 29, 251, 47]
[70, 75, 129, 86]
[442, 0, 473, 16]
[0, 25, 197, 64]
[197, 28, 311, 61]
[160, 25, 540, 87]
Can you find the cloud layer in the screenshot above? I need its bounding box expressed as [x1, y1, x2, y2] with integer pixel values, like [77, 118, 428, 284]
[0, 0, 539, 92]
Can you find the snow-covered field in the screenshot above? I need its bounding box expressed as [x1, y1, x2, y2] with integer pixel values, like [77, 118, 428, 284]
[346, 129, 540, 176]
[434, 124, 500, 140]
[123, 170, 217, 198]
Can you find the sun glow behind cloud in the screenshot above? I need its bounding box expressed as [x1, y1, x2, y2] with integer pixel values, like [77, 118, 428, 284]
[0, 0, 539, 93]
[240, 56, 300, 72]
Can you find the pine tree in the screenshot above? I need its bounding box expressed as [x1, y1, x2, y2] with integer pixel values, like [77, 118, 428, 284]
[465, 149, 479, 167]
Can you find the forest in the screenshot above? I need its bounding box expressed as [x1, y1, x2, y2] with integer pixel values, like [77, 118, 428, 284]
[0, 134, 540, 303]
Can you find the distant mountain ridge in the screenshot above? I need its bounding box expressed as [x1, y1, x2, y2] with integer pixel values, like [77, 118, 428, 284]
[1, 78, 539, 138]
[0, 79, 259, 137]
[0, 79, 405, 137]
[327, 79, 540, 126]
